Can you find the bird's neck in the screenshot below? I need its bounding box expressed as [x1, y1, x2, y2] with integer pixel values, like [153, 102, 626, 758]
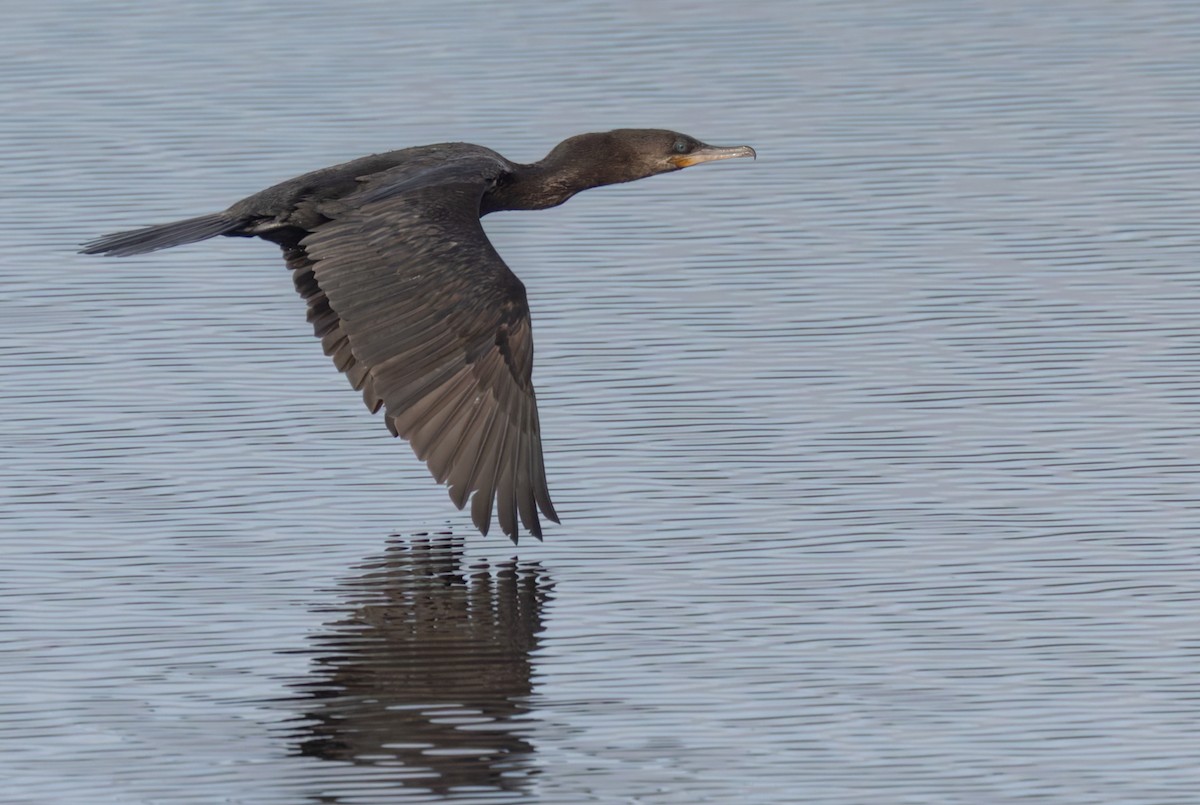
[484, 157, 599, 213]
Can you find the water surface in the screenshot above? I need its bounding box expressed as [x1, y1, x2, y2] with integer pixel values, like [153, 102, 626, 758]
[3, 1, 1200, 802]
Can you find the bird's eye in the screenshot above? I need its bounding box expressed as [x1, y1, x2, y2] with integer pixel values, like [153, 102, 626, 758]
[672, 139, 690, 154]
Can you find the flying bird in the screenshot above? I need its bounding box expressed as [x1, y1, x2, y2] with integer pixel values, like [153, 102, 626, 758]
[82, 129, 755, 542]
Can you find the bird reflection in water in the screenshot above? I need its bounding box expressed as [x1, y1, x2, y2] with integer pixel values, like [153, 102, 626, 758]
[291, 533, 552, 796]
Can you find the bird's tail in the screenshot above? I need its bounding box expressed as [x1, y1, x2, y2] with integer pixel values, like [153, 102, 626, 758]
[80, 212, 241, 256]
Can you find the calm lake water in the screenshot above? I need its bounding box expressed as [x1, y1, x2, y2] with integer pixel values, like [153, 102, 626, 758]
[3, 0, 1200, 802]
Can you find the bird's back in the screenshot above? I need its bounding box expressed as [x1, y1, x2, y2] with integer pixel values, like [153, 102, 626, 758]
[80, 142, 510, 256]
[228, 143, 509, 226]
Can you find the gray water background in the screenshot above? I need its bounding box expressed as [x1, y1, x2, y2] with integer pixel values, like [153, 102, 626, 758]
[3, 0, 1200, 802]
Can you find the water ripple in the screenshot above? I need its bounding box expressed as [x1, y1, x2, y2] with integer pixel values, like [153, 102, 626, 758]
[3, 0, 1200, 802]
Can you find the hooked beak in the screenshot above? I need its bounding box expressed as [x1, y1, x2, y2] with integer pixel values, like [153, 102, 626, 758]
[670, 143, 757, 169]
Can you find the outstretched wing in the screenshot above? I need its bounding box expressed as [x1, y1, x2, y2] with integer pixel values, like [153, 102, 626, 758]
[290, 160, 558, 541]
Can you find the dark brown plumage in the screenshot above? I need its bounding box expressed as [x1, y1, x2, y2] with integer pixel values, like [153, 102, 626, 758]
[81, 129, 756, 542]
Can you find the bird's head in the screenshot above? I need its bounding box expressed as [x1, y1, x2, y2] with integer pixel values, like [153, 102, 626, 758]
[540, 128, 756, 193]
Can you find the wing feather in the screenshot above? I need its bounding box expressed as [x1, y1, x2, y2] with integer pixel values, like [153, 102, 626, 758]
[286, 159, 556, 540]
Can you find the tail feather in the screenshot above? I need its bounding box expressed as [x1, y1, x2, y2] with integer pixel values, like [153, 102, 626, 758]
[80, 212, 240, 256]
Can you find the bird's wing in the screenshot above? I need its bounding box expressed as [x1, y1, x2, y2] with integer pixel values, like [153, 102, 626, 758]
[287, 158, 558, 541]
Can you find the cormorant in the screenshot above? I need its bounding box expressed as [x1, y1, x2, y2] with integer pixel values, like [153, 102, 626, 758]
[82, 129, 756, 542]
